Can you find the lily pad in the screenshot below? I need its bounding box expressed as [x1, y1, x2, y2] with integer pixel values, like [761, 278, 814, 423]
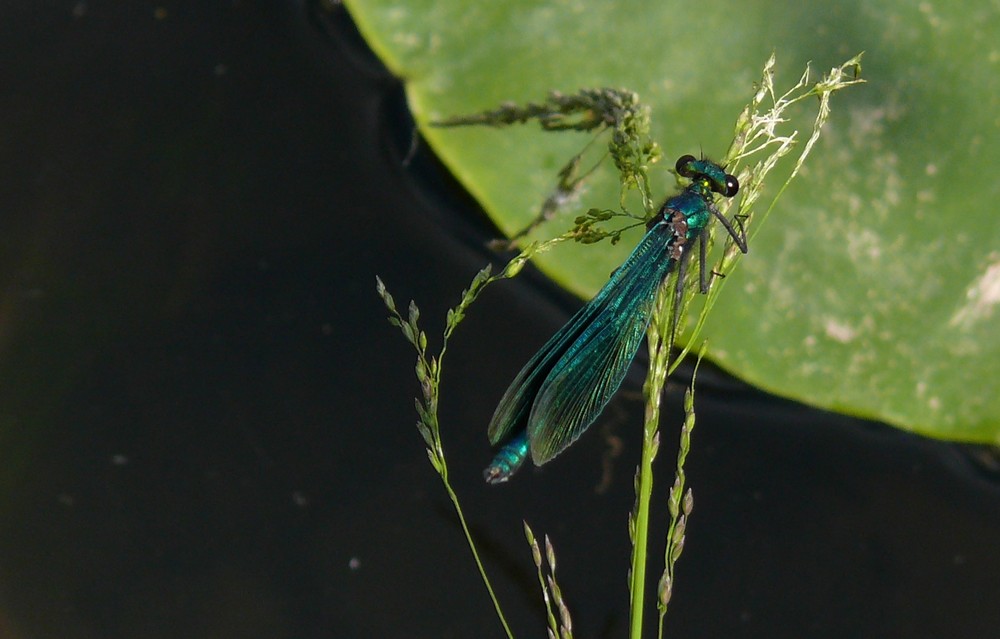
[345, 0, 1000, 442]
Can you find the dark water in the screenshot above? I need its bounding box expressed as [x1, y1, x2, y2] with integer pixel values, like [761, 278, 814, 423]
[1, 3, 997, 638]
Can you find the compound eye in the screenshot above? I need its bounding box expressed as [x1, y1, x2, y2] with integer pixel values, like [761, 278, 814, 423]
[723, 174, 739, 197]
[675, 155, 697, 177]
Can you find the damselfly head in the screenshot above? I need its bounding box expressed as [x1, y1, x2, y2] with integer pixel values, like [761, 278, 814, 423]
[674, 155, 739, 198]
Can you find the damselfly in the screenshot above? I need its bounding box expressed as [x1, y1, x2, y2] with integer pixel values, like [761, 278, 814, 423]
[484, 155, 746, 483]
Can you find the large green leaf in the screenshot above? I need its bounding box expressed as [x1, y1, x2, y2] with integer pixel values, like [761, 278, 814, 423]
[345, 0, 1000, 442]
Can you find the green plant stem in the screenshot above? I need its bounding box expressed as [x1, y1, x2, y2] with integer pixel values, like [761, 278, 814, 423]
[443, 482, 514, 638]
[627, 419, 657, 638]
[431, 328, 515, 638]
[628, 286, 673, 639]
